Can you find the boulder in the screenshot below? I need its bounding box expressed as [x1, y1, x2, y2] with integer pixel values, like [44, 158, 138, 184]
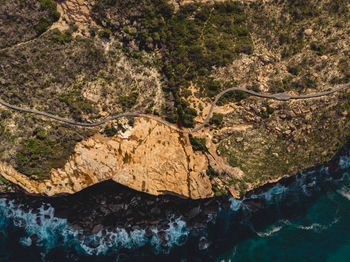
[91, 224, 103, 234]
[304, 28, 313, 36]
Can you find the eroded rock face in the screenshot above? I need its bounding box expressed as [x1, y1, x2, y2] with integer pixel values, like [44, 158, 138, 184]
[0, 118, 214, 199]
[53, 0, 97, 33]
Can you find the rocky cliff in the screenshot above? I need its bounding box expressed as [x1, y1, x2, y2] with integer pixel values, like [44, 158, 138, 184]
[0, 0, 349, 200]
[0, 118, 213, 199]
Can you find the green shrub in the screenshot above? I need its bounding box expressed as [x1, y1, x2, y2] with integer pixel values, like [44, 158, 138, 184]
[50, 29, 73, 44]
[261, 102, 275, 118]
[206, 80, 222, 97]
[128, 119, 135, 127]
[287, 64, 301, 75]
[35, 0, 60, 35]
[247, 85, 260, 92]
[50, 9, 61, 22]
[35, 17, 51, 35]
[131, 1, 253, 123]
[181, 89, 192, 98]
[210, 113, 224, 127]
[103, 125, 118, 137]
[228, 154, 239, 167]
[58, 83, 93, 120]
[212, 183, 227, 197]
[40, 0, 56, 10]
[145, 106, 153, 114]
[206, 166, 219, 178]
[16, 129, 81, 181]
[218, 89, 249, 105]
[189, 134, 207, 152]
[98, 28, 112, 39]
[0, 176, 10, 185]
[40, 0, 60, 21]
[118, 92, 139, 109]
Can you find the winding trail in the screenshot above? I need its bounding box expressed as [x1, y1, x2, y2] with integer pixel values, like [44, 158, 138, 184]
[0, 82, 349, 133]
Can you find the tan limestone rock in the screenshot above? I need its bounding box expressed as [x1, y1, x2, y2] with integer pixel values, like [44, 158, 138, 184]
[0, 118, 214, 199]
[304, 28, 313, 36]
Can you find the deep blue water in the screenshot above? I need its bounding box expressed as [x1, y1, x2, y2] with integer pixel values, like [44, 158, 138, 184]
[0, 155, 349, 262]
[217, 176, 350, 262]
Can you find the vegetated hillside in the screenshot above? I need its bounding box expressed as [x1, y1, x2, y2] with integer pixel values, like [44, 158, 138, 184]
[0, 0, 349, 197]
[89, 0, 350, 196]
[0, 0, 60, 49]
[0, 0, 163, 181]
[92, 0, 254, 126]
[208, 0, 350, 196]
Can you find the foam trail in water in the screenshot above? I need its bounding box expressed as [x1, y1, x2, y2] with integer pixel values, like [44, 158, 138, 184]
[337, 186, 350, 200]
[296, 223, 325, 232]
[295, 215, 340, 233]
[257, 225, 283, 237]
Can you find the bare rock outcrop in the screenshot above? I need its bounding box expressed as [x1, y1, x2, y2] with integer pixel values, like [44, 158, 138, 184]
[51, 0, 97, 34]
[0, 118, 214, 199]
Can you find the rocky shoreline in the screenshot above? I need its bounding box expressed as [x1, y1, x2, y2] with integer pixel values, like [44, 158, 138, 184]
[0, 141, 348, 241]
[0, 143, 348, 261]
[0, 180, 222, 237]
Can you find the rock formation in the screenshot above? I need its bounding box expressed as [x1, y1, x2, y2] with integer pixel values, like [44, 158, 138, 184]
[0, 118, 214, 199]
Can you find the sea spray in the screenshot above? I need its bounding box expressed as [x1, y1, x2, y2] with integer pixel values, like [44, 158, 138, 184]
[337, 185, 350, 200]
[150, 218, 189, 255]
[339, 156, 350, 170]
[0, 199, 190, 258]
[229, 198, 243, 212]
[256, 225, 283, 237]
[0, 149, 348, 261]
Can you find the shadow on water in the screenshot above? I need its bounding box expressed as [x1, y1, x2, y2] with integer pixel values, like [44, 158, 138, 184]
[0, 145, 349, 262]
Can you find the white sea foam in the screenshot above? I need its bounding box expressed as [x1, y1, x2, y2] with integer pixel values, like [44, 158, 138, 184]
[151, 218, 189, 254]
[339, 156, 350, 170]
[280, 219, 292, 226]
[251, 183, 288, 202]
[0, 199, 190, 257]
[297, 168, 329, 196]
[256, 219, 293, 238]
[79, 227, 148, 256]
[257, 225, 283, 237]
[19, 236, 32, 247]
[296, 219, 339, 233]
[229, 198, 243, 211]
[207, 213, 218, 223]
[296, 223, 325, 232]
[257, 214, 339, 237]
[295, 216, 339, 233]
[337, 186, 350, 200]
[198, 237, 210, 250]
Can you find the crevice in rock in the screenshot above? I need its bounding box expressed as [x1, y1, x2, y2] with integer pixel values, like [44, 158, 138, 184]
[177, 132, 192, 198]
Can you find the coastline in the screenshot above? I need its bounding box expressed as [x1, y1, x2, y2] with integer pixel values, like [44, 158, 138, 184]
[0, 144, 348, 261]
[0, 141, 348, 236]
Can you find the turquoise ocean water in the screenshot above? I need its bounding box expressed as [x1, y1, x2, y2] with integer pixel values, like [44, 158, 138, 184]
[0, 154, 349, 262]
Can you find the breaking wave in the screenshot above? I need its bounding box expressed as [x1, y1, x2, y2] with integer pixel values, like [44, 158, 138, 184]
[0, 148, 349, 261]
[0, 199, 189, 259]
[337, 186, 350, 200]
[339, 156, 350, 170]
[257, 225, 283, 237]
